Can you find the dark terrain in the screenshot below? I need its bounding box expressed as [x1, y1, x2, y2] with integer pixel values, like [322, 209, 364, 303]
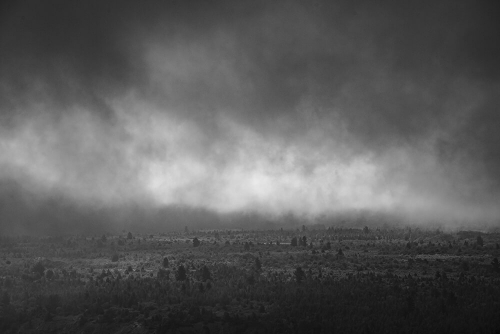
[1, 227, 500, 333]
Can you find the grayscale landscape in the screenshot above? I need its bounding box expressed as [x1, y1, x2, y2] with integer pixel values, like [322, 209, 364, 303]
[1, 0, 499, 333]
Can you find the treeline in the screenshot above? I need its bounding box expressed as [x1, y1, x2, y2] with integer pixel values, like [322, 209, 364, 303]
[2, 260, 500, 333]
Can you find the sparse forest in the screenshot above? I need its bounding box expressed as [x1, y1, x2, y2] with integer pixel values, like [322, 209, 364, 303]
[1, 227, 500, 333]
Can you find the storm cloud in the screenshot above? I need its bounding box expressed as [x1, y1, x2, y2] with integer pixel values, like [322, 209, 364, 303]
[1, 0, 499, 233]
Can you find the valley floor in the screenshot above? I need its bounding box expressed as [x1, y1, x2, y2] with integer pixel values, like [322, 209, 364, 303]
[1, 228, 500, 333]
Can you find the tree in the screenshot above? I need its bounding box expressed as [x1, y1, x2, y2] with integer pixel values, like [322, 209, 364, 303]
[294, 267, 305, 284]
[476, 235, 484, 247]
[255, 257, 262, 271]
[492, 258, 499, 272]
[337, 248, 344, 256]
[363, 226, 369, 234]
[101, 234, 107, 243]
[176, 265, 187, 281]
[127, 232, 133, 239]
[162, 257, 169, 268]
[291, 237, 298, 247]
[193, 237, 200, 247]
[244, 242, 250, 251]
[301, 236, 307, 247]
[201, 265, 211, 282]
[111, 253, 119, 262]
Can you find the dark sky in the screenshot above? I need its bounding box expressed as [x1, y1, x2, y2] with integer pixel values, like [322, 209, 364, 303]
[1, 0, 499, 233]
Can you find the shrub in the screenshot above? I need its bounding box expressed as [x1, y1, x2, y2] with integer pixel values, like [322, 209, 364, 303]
[294, 267, 305, 284]
[111, 254, 119, 262]
[476, 235, 484, 247]
[193, 238, 200, 247]
[45, 269, 54, 280]
[247, 274, 256, 285]
[176, 265, 187, 281]
[301, 236, 307, 247]
[47, 294, 61, 312]
[492, 258, 499, 272]
[461, 261, 470, 271]
[32, 261, 45, 276]
[158, 268, 169, 279]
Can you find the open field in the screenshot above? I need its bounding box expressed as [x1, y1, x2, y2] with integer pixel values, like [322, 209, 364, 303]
[1, 227, 500, 333]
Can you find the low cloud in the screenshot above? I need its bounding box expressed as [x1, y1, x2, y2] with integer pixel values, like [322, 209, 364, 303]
[1, 0, 499, 233]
